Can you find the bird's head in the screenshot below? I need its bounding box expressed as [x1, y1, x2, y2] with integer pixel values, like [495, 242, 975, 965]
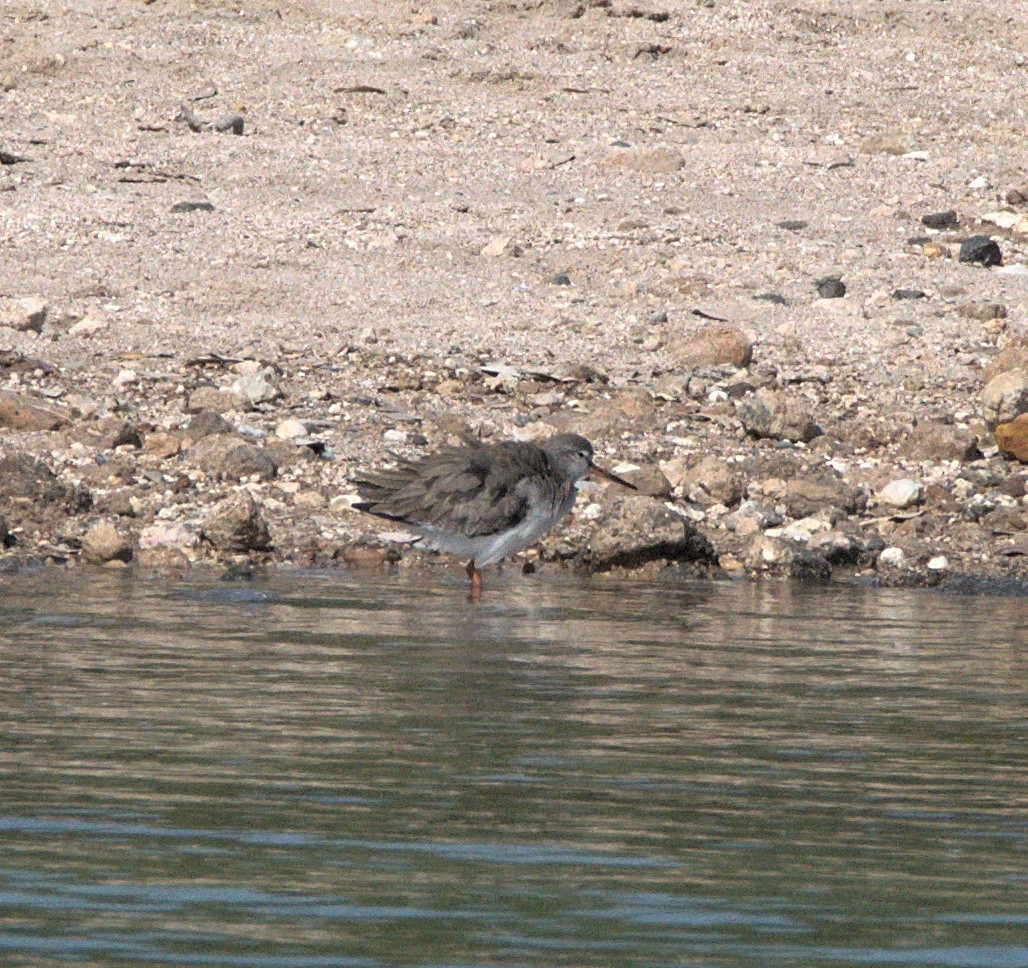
[542, 434, 637, 490]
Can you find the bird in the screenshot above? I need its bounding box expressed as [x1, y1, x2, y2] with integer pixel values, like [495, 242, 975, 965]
[353, 433, 637, 599]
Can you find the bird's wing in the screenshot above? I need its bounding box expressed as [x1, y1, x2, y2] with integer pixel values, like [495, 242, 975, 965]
[353, 441, 553, 538]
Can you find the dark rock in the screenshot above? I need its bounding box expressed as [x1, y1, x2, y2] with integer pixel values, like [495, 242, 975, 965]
[776, 219, 807, 231]
[816, 277, 846, 299]
[202, 492, 272, 552]
[578, 494, 716, 572]
[551, 273, 571, 286]
[0, 514, 8, 547]
[213, 113, 245, 135]
[185, 408, 234, 441]
[787, 550, 833, 584]
[88, 418, 142, 450]
[892, 288, 927, 300]
[188, 434, 279, 480]
[921, 210, 958, 229]
[959, 235, 1002, 266]
[186, 388, 251, 414]
[648, 309, 668, 324]
[903, 422, 981, 462]
[171, 201, 216, 214]
[0, 451, 72, 504]
[737, 388, 822, 443]
[958, 301, 1006, 321]
[753, 292, 787, 305]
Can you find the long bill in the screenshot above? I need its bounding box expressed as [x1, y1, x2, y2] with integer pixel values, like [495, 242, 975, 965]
[589, 461, 638, 490]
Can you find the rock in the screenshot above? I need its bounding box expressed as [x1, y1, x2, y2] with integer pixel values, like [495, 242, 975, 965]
[275, 418, 308, 439]
[480, 236, 515, 257]
[787, 550, 833, 584]
[745, 534, 831, 582]
[213, 113, 245, 135]
[776, 219, 807, 231]
[202, 492, 272, 552]
[170, 201, 215, 213]
[982, 369, 1028, 430]
[878, 546, 907, 568]
[781, 476, 864, 517]
[983, 345, 1028, 384]
[958, 301, 1006, 321]
[0, 450, 72, 505]
[185, 408, 234, 441]
[233, 368, 279, 405]
[754, 292, 787, 305]
[188, 434, 279, 480]
[139, 521, 201, 552]
[578, 495, 716, 572]
[551, 273, 571, 286]
[186, 387, 251, 414]
[144, 431, 181, 458]
[877, 479, 924, 509]
[892, 288, 926, 300]
[921, 210, 958, 229]
[927, 555, 950, 571]
[293, 490, 327, 510]
[903, 422, 981, 462]
[0, 391, 67, 432]
[808, 530, 861, 566]
[663, 454, 742, 505]
[82, 521, 133, 564]
[0, 296, 48, 333]
[737, 389, 822, 443]
[67, 315, 108, 337]
[726, 501, 782, 536]
[995, 415, 1028, 461]
[859, 132, 911, 156]
[816, 276, 846, 299]
[603, 146, 685, 173]
[674, 325, 752, 369]
[618, 464, 672, 498]
[90, 418, 142, 450]
[959, 235, 1002, 266]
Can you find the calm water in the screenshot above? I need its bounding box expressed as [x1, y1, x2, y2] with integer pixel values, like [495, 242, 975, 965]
[0, 571, 1024, 968]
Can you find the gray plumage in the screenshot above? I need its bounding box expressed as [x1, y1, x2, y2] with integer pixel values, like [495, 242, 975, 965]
[353, 433, 615, 569]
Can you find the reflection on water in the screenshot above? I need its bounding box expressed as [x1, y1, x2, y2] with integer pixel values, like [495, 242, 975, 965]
[0, 571, 1024, 967]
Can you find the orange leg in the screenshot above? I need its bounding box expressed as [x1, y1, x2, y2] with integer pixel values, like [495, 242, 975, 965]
[466, 560, 483, 601]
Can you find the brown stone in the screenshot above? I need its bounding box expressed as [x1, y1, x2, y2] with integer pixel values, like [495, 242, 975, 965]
[82, 520, 133, 564]
[188, 434, 279, 480]
[144, 431, 181, 458]
[186, 387, 252, 414]
[903, 422, 981, 462]
[0, 391, 67, 432]
[782, 476, 865, 517]
[983, 344, 1028, 384]
[995, 415, 1028, 462]
[0, 296, 48, 333]
[603, 146, 685, 173]
[202, 492, 272, 552]
[982, 369, 1028, 430]
[737, 389, 821, 443]
[619, 464, 672, 498]
[674, 325, 753, 369]
[663, 454, 742, 505]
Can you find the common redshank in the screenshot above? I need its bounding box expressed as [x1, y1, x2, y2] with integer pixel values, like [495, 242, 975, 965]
[353, 433, 636, 598]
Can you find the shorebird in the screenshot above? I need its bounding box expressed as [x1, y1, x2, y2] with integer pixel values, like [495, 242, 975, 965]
[353, 433, 636, 599]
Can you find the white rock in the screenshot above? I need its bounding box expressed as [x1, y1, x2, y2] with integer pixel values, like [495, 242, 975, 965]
[139, 521, 201, 551]
[68, 315, 108, 337]
[233, 368, 279, 404]
[275, 418, 308, 439]
[383, 428, 407, 443]
[480, 236, 513, 257]
[113, 369, 139, 387]
[982, 369, 1028, 430]
[927, 555, 949, 571]
[0, 296, 48, 333]
[878, 547, 906, 568]
[877, 479, 923, 509]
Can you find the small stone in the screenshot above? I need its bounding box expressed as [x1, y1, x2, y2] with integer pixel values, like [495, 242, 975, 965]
[878, 546, 906, 568]
[275, 418, 308, 439]
[816, 277, 846, 299]
[0, 391, 67, 432]
[892, 288, 926, 301]
[737, 389, 822, 443]
[139, 521, 201, 552]
[0, 514, 8, 547]
[921, 210, 958, 229]
[551, 273, 571, 286]
[187, 387, 252, 414]
[480, 236, 514, 258]
[662, 454, 742, 506]
[67, 315, 108, 337]
[859, 132, 911, 156]
[82, 521, 133, 564]
[782, 476, 864, 516]
[293, 490, 327, 510]
[170, 201, 216, 214]
[212, 113, 245, 135]
[921, 242, 949, 259]
[983, 345, 1028, 384]
[776, 219, 807, 231]
[113, 369, 138, 387]
[958, 301, 1006, 321]
[675, 325, 753, 369]
[233, 368, 279, 405]
[959, 235, 1002, 267]
[903, 422, 981, 462]
[618, 464, 672, 498]
[927, 555, 949, 571]
[603, 146, 685, 173]
[877, 478, 924, 509]
[383, 428, 407, 444]
[753, 292, 787, 305]
[189, 434, 279, 480]
[144, 431, 181, 458]
[995, 414, 1028, 462]
[982, 369, 1028, 430]
[202, 491, 272, 552]
[0, 296, 48, 333]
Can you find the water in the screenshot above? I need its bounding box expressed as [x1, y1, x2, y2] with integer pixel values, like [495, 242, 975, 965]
[0, 571, 1024, 968]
